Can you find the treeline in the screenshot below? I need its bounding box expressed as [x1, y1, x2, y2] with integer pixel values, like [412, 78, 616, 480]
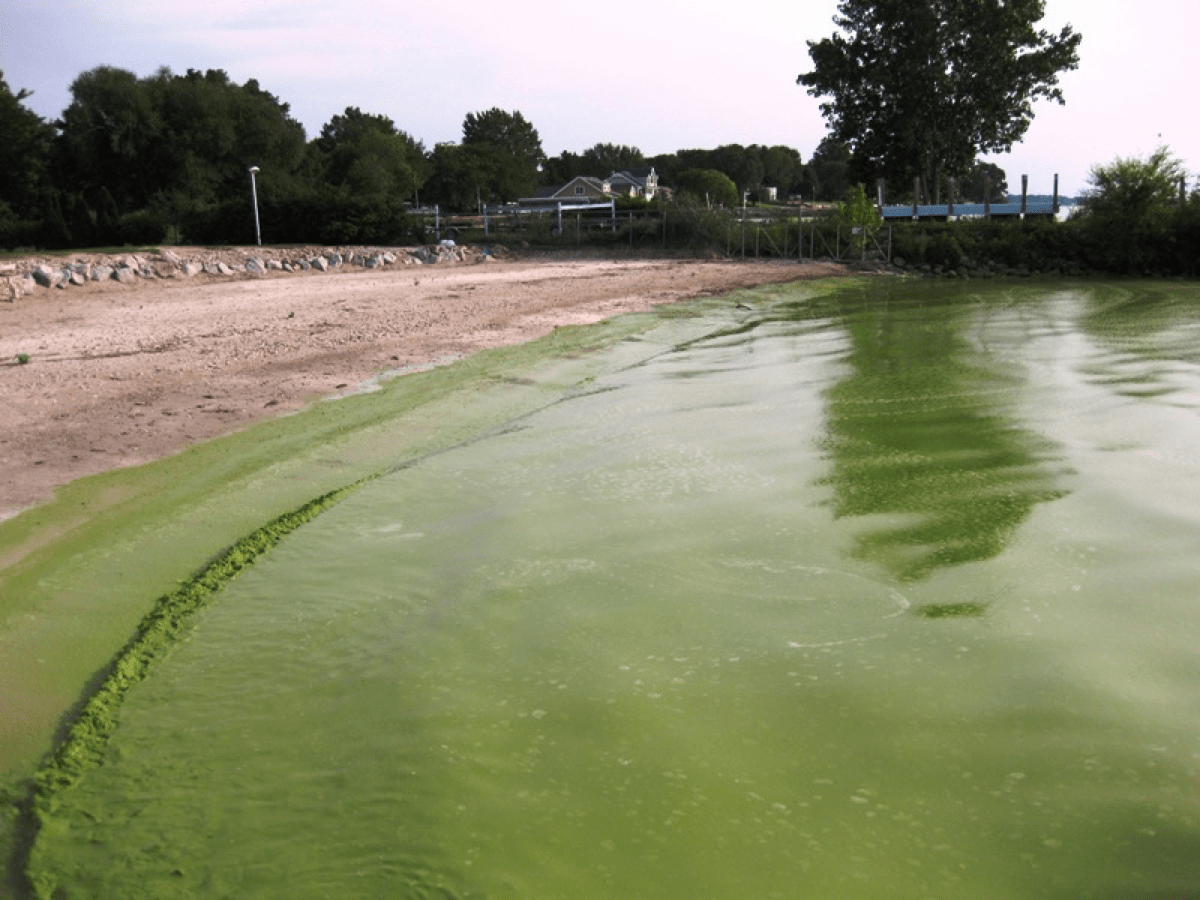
[1, 64, 830, 252]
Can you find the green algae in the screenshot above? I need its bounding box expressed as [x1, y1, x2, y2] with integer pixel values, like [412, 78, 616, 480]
[22, 484, 363, 899]
[30, 484, 362, 808]
[4, 282, 842, 895]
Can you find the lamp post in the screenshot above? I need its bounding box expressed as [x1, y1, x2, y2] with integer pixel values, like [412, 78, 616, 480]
[248, 165, 262, 246]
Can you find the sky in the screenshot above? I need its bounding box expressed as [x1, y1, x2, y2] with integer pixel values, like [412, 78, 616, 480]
[1, 0, 1196, 197]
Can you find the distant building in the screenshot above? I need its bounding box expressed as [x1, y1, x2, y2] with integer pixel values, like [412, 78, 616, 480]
[523, 168, 662, 206]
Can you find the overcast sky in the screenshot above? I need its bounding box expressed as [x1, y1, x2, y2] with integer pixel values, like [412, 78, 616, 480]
[2, 0, 1196, 197]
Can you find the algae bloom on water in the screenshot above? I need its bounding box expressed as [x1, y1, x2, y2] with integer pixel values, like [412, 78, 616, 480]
[18, 278, 1200, 898]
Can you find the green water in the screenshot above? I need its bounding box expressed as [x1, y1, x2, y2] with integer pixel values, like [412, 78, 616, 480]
[21, 279, 1200, 897]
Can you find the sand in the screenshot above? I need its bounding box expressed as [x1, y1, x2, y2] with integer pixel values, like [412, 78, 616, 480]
[0, 253, 847, 521]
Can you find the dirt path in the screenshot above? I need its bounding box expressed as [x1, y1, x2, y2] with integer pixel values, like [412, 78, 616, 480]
[0, 254, 846, 520]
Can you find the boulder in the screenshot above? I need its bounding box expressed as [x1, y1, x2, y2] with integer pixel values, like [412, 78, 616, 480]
[267, 259, 283, 271]
[113, 266, 137, 284]
[2, 276, 25, 301]
[245, 257, 266, 275]
[92, 265, 113, 281]
[327, 253, 343, 268]
[182, 261, 203, 277]
[217, 262, 235, 276]
[311, 256, 328, 272]
[32, 265, 62, 288]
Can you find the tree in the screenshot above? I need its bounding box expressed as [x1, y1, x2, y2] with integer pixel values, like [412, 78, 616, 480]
[541, 150, 587, 185]
[833, 183, 883, 253]
[55, 66, 307, 219]
[675, 169, 738, 208]
[798, 0, 1081, 195]
[806, 137, 852, 201]
[1078, 145, 1187, 273]
[0, 71, 55, 220]
[959, 161, 1009, 203]
[581, 143, 645, 174]
[758, 145, 806, 196]
[460, 108, 544, 203]
[424, 142, 490, 212]
[313, 106, 429, 201]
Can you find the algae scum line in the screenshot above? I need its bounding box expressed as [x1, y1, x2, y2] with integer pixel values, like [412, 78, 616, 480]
[7, 277, 1200, 898]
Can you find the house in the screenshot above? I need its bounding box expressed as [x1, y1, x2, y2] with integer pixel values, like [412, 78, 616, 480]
[522, 168, 661, 206]
[607, 168, 659, 200]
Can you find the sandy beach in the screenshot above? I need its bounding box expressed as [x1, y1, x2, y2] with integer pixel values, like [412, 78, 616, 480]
[0, 252, 846, 520]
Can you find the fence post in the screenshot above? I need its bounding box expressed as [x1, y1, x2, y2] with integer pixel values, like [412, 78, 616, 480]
[798, 197, 803, 262]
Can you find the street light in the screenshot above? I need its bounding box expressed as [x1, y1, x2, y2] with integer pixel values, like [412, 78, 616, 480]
[248, 165, 262, 246]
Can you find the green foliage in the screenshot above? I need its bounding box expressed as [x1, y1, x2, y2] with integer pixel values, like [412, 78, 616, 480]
[459, 108, 545, 203]
[1077, 146, 1188, 273]
[312, 106, 430, 202]
[55, 66, 308, 221]
[180, 186, 419, 246]
[651, 144, 804, 197]
[581, 142, 646, 175]
[675, 168, 739, 208]
[798, 0, 1082, 191]
[833, 183, 883, 252]
[959, 161, 1009, 203]
[803, 137, 851, 201]
[17, 353, 30, 364]
[0, 71, 55, 219]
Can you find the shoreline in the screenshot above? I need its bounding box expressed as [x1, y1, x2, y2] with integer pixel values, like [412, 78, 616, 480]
[0, 252, 847, 522]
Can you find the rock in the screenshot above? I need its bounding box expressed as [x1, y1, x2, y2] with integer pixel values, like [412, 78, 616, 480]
[311, 256, 328, 272]
[182, 261, 203, 277]
[382, 252, 396, 265]
[327, 253, 343, 268]
[2, 276, 25, 301]
[92, 265, 113, 281]
[160, 249, 183, 265]
[32, 265, 62, 288]
[267, 259, 283, 271]
[113, 266, 137, 284]
[217, 262, 235, 276]
[69, 270, 88, 286]
[245, 257, 266, 275]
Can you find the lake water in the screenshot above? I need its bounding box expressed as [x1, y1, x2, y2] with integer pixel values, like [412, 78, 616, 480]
[26, 277, 1200, 898]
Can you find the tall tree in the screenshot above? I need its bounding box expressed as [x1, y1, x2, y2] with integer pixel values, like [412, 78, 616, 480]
[1078, 146, 1187, 273]
[313, 106, 429, 201]
[806, 137, 852, 201]
[581, 143, 646, 174]
[797, 0, 1081, 194]
[959, 161, 1009, 203]
[55, 66, 307, 216]
[460, 108, 544, 203]
[675, 169, 738, 208]
[0, 72, 56, 220]
[758, 145, 805, 195]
